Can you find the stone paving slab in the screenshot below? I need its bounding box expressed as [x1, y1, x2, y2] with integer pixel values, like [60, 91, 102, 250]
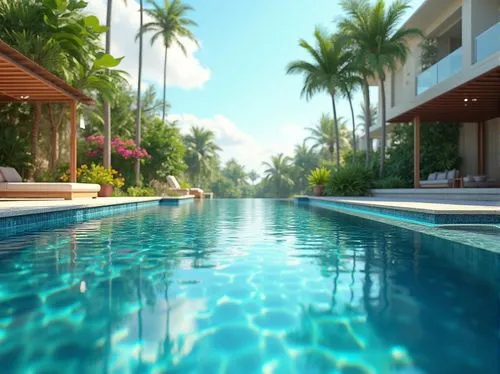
[310, 196, 500, 214]
[0, 197, 178, 218]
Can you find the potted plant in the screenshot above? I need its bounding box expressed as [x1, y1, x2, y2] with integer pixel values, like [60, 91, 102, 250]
[77, 164, 124, 197]
[308, 167, 331, 196]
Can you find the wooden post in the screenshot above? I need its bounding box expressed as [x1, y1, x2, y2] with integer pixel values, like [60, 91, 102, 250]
[70, 101, 77, 182]
[414, 116, 421, 188]
[478, 121, 485, 175]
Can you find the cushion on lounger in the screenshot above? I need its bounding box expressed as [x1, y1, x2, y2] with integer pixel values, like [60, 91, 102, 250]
[446, 169, 457, 180]
[427, 173, 437, 180]
[436, 172, 447, 180]
[0, 167, 22, 182]
[3, 183, 100, 192]
[167, 175, 182, 189]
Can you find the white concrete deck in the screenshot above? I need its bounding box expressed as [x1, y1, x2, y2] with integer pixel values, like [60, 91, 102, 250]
[0, 196, 193, 218]
[311, 196, 500, 215]
[371, 188, 500, 202]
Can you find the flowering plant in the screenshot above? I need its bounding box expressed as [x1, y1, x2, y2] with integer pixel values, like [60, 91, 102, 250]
[60, 163, 124, 188]
[86, 135, 151, 160]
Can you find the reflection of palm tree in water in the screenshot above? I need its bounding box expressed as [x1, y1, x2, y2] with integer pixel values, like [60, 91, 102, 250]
[160, 274, 174, 363]
[136, 266, 144, 371]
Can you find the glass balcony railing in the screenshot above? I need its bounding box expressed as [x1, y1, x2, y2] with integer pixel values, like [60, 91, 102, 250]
[476, 22, 500, 63]
[416, 47, 463, 95]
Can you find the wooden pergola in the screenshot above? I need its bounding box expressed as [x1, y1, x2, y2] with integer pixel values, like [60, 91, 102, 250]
[388, 66, 500, 188]
[0, 39, 94, 182]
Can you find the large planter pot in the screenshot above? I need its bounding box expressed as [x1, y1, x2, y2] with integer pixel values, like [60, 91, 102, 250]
[313, 185, 325, 196]
[98, 184, 114, 197]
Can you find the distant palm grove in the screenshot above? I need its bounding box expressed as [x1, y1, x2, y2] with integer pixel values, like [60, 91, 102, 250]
[2, 0, 461, 199]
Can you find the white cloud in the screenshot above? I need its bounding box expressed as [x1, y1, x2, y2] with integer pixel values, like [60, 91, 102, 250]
[86, 0, 210, 90]
[168, 114, 308, 174]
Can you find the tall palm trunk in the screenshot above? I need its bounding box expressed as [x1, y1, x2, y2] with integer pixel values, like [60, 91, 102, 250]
[347, 90, 357, 161]
[330, 93, 340, 169]
[379, 79, 387, 177]
[134, 0, 144, 186]
[28, 102, 43, 180]
[162, 47, 168, 123]
[103, 0, 113, 169]
[362, 79, 371, 166]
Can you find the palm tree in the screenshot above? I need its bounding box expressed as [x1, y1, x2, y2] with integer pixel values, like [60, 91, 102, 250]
[294, 141, 320, 193]
[223, 159, 247, 186]
[340, 0, 422, 176]
[339, 71, 362, 160]
[306, 113, 349, 161]
[184, 126, 221, 186]
[140, 0, 198, 123]
[134, 0, 144, 186]
[247, 170, 259, 185]
[103, 0, 128, 170]
[286, 28, 351, 169]
[262, 154, 294, 198]
[357, 103, 377, 135]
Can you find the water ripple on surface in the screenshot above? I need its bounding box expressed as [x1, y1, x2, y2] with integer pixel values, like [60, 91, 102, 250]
[0, 199, 498, 373]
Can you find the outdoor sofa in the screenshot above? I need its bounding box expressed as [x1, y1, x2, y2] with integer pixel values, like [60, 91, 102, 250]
[463, 175, 500, 188]
[0, 167, 100, 200]
[420, 169, 458, 188]
[166, 175, 204, 199]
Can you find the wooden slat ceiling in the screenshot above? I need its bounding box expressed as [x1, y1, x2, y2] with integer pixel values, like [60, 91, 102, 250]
[389, 66, 500, 123]
[0, 39, 93, 105]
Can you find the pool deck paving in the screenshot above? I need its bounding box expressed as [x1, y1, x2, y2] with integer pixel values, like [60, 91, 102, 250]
[308, 196, 500, 215]
[0, 196, 194, 218]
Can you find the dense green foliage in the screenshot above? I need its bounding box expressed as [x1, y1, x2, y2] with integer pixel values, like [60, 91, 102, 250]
[142, 119, 186, 182]
[373, 176, 408, 189]
[385, 123, 461, 185]
[326, 164, 374, 197]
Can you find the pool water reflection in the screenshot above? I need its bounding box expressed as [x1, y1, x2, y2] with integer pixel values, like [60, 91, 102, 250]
[0, 200, 498, 373]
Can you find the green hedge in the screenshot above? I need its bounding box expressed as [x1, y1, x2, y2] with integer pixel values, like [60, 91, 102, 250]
[326, 164, 374, 197]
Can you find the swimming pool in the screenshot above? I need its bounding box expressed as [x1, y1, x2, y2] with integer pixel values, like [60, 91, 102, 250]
[0, 199, 498, 373]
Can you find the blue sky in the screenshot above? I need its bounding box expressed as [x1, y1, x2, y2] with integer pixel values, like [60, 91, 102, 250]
[89, 0, 425, 172]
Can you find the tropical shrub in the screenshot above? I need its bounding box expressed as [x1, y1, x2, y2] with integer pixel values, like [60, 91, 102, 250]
[61, 164, 124, 188]
[126, 186, 155, 197]
[85, 135, 150, 160]
[326, 164, 374, 197]
[142, 119, 186, 183]
[374, 176, 409, 189]
[308, 167, 331, 187]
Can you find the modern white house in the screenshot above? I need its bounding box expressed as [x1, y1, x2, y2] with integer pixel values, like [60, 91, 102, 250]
[368, 0, 499, 188]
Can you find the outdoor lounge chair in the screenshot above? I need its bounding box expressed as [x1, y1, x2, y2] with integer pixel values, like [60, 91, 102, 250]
[420, 169, 458, 188]
[0, 167, 100, 200]
[166, 175, 204, 198]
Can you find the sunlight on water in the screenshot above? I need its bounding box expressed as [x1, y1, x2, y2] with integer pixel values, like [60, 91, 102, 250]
[0, 200, 498, 373]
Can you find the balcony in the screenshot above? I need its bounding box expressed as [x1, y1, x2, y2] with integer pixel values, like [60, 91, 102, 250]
[476, 22, 500, 63]
[416, 48, 463, 95]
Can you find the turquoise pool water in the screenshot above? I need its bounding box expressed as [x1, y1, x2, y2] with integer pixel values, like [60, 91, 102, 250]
[0, 199, 498, 373]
